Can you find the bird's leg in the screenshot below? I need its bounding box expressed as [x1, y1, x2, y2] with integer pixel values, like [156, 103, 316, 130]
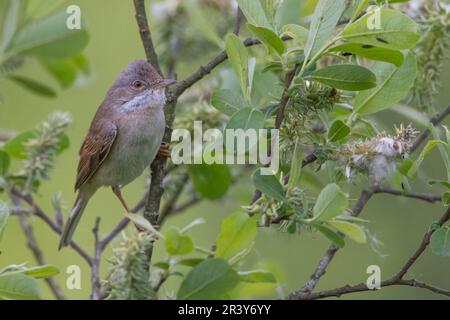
[111, 186, 144, 232]
[112, 186, 131, 212]
[158, 142, 171, 158]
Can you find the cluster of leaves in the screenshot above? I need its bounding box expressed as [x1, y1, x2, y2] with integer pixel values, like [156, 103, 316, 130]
[0, 202, 60, 299]
[0, 0, 89, 98]
[151, 212, 276, 300]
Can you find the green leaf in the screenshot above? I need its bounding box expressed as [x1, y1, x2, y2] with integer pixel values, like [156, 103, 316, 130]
[215, 211, 258, 260]
[2, 131, 35, 159]
[237, 0, 272, 29]
[303, 0, 346, 61]
[8, 75, 56, 97]
[328, 120, 350, 142]
[408, 140, 444, 179]
[312, 223, 345, 248]
[280, 24, 308, 47]
[6, 10, 89, 59]
[177, 258, 239, 300]
[327, 220, 367, 243]
[153, 262, 170, 270]
[225, 33, 249, 101]
[211, 89, 247, 116]
[246, 24, 285, 55]
[0, 201, 10, 240]
[430, 226, 450, 256]
[251, 168, 285, 202]
[354, 53, 417, 115]
[238, 270, 276, 283]
[342, 9, 420, 50]
[312, 183, 348, 222]
[164, 227, 194, 256]
[40, 54, 89, 89]
[226, 106, 264, 130]
[442, 192, 450, 206]
[0, 273, 41, 300]
[328, 43, 404, 67]
[310, 64, 376, 91]
[20, 265, 59, 279]
[189, 164, 232, 200]
[176, 258, 204, 267]
[0, 150, 10, 176]
[287, 138, 302, 192]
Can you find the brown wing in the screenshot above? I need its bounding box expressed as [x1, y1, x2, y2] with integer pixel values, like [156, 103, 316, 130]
[74, 122, 117, 190]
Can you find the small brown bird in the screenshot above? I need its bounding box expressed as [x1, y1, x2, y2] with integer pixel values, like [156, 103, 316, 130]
[59, 60, 175, 249]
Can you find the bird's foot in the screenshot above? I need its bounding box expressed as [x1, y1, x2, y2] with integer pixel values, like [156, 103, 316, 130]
[158, 142, 171, 158]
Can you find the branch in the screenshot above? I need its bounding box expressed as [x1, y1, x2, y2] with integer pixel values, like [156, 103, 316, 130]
[233, 7, 243, 35]
[374, 187, 442, 203]
[412, 103, 450, 151]
[287, 188, 375, 298]
[133, 0, 162, 75]
[286, 102, 450, 299]
[289, 205, 450, 300]
[10, 188, 93, 265]
[91, 217, 101, 300]
[10, 194, 65, 300]
[172, 35, 291, 98]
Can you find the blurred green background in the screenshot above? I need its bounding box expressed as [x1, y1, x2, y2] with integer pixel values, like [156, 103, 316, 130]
[1, 0, 450, 300]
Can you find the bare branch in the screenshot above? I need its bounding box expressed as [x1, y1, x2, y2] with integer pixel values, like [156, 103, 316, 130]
[233, 7, 243, 35]
[374, 187, 442, 203]
[91, 217, 101, 300]
[412, 103, 450, 152]
[133, 0, 162, 75]
[10, 188, 93, 265]
[288, 205, 450, 300]
[10, 194, 65, 300]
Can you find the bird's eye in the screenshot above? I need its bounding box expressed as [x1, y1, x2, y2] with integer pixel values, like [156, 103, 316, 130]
[132, 80, 144, 89]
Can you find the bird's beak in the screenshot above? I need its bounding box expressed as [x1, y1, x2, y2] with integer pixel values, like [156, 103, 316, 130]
[154, 78, 176, 89]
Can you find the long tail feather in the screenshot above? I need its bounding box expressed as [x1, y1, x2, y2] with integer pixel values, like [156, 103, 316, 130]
[59, 194, 89, 250]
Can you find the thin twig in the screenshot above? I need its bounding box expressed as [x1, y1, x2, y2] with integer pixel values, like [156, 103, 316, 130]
[374, 187, 442, 203]
[133, 0, 162, 75]
[288, 206, 450, 300]
[412, 103, 450, 151]
[91, 217, 101, 300]
[10, 188, 93, 265]
[10, 194, 65, 300]
[233, 7, 243, 35]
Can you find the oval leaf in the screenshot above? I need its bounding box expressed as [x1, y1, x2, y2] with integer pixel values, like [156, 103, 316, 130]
[311, 64, 376, 91]
[327, 220, 367, 243]
[312, 183, 348, 222]
[246, 24, 285, 55]
[0, 273, 41, 300]
[225, 33, 249, 101]
[215, 211, 258, 260]
[189, 164, 232, 200]
[177, 258, 239, 300]
[211, 89, 246, 116]
[164, 227, 194, 256]
[354, 54, 417, 115]
[342, 8, 420, 50]
[431, 226, 450, 257]
[328, 43, 404, 67]
[328, 120, 350, 142]
[251, 168, 285, 202]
